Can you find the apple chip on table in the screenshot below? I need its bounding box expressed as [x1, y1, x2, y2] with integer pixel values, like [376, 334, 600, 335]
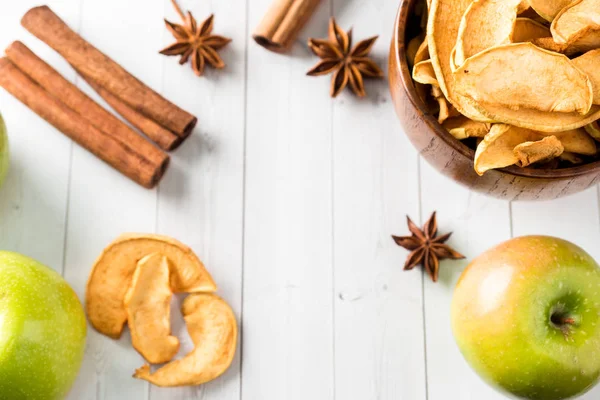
[86, 234, 237, 387]
[409, 0, 600, 174]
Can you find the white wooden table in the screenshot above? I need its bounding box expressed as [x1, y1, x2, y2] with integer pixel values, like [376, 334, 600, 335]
[1, 0, 599, 399]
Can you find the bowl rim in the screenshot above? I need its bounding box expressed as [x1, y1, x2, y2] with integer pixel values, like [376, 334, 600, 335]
[393, 0, 600, 179]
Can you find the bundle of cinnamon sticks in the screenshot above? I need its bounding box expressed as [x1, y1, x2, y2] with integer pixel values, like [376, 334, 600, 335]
[0, 6, 198, 189]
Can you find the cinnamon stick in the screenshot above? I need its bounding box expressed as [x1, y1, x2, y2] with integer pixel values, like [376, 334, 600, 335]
[5, 41, 169, 169]
[253, 0, 322, 52]
[21, 5, 197, 140]
[78, 75, 182, 151]
[0, 58, 168, 189]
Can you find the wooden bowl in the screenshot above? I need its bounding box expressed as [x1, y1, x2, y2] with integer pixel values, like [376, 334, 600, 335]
[388, 0, 600, 200]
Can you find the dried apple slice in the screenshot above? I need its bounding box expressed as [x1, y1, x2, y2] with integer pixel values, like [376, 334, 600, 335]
[134, 293, 237, 387]
[428, 0, 493, 122]
[474, 124, 542, 175]
[407, 36, 423, 68]
[551, 128, 597, 155]
[551, 0, 600, 44]
[412, 60, 438, 87]
[512, 18, 550, 42]
[454, 43, 593, 115]
[414, 37, 430, 65]
[464, 94, 600, 133]
[528, 0, 574, 21]
[560, 152, 585, 164]
[514, 136, 564, 167]
[585, 121, 600, 140]
[517, 0, 530, 14]
[86, 234, 216, 339]
[454, 0, 522, 67]
[573, 50, 600, 105]
[443, 116, 491, 140]
[125, 253, 179, 364]
[533, 31, 600, 56]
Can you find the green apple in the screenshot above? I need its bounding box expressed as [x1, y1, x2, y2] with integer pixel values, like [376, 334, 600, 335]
[0, 113, 9, 189]
[0, 251, 86, 399]
[452, 236, 600, 400]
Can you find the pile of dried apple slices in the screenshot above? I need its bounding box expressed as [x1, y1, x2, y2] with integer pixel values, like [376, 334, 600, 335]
[85, 234, 237, 387]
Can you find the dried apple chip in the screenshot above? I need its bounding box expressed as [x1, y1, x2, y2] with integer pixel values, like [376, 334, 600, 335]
[407, 36, 423, 68]
[412, 60, 438, 87]
[86, 234, 216, 339]
[125, 253, 179, 364]
[466, 96, 600, 133]
[514, 135, 564, 167]
[443, 116, 491, 140]
[551, 0, 600, 44]
[454, 0, 522, 67]
[573, 50, 600, 105]
[428, 0, 493, 122]
[134, 293, 237, 387]
[474, 124, 543, 175]
[517, 0, 530, 14]
[551, 128, 597, 155]
[585, 121, 600, 140]
[454, 43, 593, 115]
[528, 0, 574, 22]
[512, 18, 550, 43]
[414, 38, 430, 65]
[560, 152, 585, 164]
[533, 32, 600, 56]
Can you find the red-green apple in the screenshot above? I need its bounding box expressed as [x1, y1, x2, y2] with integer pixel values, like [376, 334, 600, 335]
[0, 251, 86, 399]
[452, 236, 600, 400]
[0, 114, 9, 188]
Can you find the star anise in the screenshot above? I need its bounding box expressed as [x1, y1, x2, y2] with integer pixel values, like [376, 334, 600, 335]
[160, 0, 231, 76]
[307, 18, 384, 97]
[391, 212, 465, 282]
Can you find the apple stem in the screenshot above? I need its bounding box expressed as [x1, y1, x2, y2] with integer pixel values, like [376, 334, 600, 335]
[562, 317, 576, 325]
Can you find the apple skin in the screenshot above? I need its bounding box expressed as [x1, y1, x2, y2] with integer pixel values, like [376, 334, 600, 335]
[451, 236, 600, 400]
[0, 251, 86, 400]
[0, 114, 9, 189]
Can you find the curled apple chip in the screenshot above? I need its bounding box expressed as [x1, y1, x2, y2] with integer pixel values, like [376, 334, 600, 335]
[514, 135, 564, 167]
[474, 124, 542, 175]
[512, 18, 550, 43]
[428, 0, 493, 122]
[443, 116, 491, 140]
[407, 36, 423, 68]
[454, 43, 593, 115]
[533, 32, 600, 56]
[528, 0, 574, 21]
[551, 0, 600, 44]
[585, 121, 600, 140]
[464, 95, 600, 133]
[573, 50, 600, 105]
[414, 37, 430, 65]
[125, 253, 179, 364]
[517, 0, 530, 14]
[412, 60, 438, 87]
[561, 152, 586, 164]
[551, 128, 597, 155]
[134, 293, 237, 387]
[86, 234, 217, 339]
[454, 0, 522, 67]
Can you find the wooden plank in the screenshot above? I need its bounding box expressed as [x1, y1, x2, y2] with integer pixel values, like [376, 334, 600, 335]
[0, 0, 76, 270]
[330, 0, 426, 398]
[149, 0, 246, 399]
[420, 162, 511, 399]
[62, 0, 165, 398]
[241, 0, 334, 398]
[511, 187, 600, 399]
